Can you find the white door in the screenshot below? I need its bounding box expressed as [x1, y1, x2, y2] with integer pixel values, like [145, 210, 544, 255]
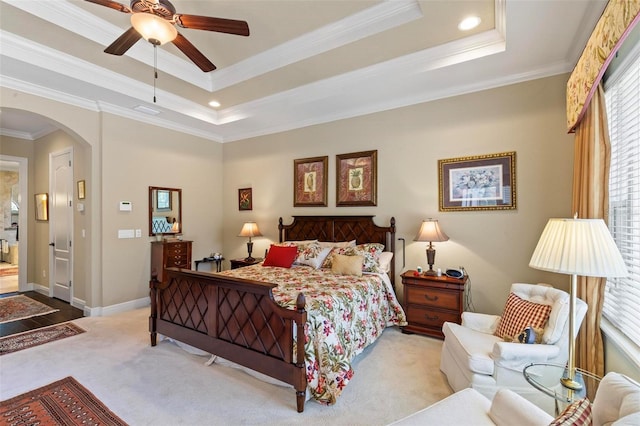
[50, 149, 73, 302]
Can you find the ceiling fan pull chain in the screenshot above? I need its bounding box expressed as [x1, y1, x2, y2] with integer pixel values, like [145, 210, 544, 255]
[153, 43, 158, 103]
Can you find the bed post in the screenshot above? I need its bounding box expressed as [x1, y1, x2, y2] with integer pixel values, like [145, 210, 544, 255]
[295, 292, 307, 413]
[149, 274, 159, 346]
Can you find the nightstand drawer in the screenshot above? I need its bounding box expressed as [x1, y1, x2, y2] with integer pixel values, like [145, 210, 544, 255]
[406, 287, 461, 310]
[406, 305, 460, 328]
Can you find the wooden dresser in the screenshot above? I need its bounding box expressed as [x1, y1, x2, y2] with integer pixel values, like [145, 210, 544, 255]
[401, 270, 467, 339]
[150, 240, 192, 282]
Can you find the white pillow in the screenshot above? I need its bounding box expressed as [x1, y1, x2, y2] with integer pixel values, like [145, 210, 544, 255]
[296, 247, 331, 269]
[378, 252, 394, 273]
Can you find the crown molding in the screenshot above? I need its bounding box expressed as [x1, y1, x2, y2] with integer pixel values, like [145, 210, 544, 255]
[210, 0, 424, 90]
[4, 0, 424, 93]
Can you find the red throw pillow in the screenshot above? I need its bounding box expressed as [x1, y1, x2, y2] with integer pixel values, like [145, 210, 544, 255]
[262, 245, 298, 268]
[494, 292, 552, 339]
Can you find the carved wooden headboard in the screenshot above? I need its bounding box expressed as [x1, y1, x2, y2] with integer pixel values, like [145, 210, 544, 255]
[278, 215, 396, 288]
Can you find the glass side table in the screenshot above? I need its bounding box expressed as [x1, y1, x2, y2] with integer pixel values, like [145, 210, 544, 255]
[524, 363, 601, 414]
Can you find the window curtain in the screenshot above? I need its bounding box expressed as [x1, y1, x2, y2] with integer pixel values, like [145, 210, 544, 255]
[571, 84, 610, 383]
[567, 1, 639, 385]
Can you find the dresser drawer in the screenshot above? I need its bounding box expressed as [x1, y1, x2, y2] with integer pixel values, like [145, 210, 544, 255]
[405, 305, 460, 328]
[166, 254, 189, 268]
[166, 243, 189, 256]
[405, 286, 461, 310]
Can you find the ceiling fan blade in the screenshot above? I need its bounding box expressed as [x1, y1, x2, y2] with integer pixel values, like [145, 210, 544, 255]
[84, 0, 131, 13]
[172, 33, 216, 72]
[104, 27, 142, 55]
[175, 14, 249, 36]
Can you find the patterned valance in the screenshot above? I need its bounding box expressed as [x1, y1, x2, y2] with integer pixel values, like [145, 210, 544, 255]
[566, 0, 640, 132]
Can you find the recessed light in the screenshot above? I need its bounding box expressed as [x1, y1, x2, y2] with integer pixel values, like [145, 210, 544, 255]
[458, 16, 481, 31]
[209, 100, 221, 108]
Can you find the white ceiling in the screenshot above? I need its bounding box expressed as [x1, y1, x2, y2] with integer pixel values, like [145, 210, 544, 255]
[0, 0, 606, 143]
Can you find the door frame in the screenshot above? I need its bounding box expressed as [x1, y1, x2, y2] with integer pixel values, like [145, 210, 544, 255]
[48, 147, 74, 302]
[0, 155, 28, 292]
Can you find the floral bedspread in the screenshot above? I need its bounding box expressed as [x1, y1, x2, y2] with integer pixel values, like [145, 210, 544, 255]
[218, 264, 407, 405]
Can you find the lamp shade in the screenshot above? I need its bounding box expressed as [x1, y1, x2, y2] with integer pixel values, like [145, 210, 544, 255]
[529, 218, 627, 277]
[131, 13, 178, 45]
[414, 219, 449, 243]
[238, 222, 262, 238]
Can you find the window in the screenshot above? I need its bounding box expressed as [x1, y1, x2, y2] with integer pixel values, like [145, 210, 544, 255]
[603, 43, 640, 349]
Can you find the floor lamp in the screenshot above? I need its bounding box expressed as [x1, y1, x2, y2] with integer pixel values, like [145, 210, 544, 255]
[529, 217, 627, 390]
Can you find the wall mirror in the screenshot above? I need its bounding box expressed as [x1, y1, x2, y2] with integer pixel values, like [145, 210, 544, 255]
[149, 186, 182, 236]
[35, 193, 48, 221]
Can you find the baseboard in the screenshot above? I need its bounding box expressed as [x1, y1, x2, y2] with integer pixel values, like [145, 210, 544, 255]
[29, 283, 149, 317]
[85, 296, 150, 317]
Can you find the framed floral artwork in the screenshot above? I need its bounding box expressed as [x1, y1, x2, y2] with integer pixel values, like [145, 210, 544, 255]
[238, 188, 252, 211]
[336, 150, 377, 206]
[294, 156, 328, 207]
[438, 151, 516, 211]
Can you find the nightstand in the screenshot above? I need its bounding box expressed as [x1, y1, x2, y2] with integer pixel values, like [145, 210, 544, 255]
[230, 257, 263, 269]
[401, 270, 467, 339]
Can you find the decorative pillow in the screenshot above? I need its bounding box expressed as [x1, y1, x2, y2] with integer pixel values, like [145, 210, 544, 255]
[549, 398, 592, 426]
[321, 243, 384, 272]
[494, 292, 552, 339]
[318, 240, 356, 249]
[296, 244, 331, 269]
[377, 252, 394, 273]
[503, 326, 544, 344]
[331, 254, 363, 276]
[262, 245, 298, 268]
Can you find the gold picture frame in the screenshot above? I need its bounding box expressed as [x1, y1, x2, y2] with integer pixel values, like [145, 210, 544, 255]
[336, 150, 377, 206]
[294, 156, 328, 207]
[438, 151, 516, 212]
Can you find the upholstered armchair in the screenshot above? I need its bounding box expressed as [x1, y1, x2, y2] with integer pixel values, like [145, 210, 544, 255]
[440, 283, 588, 413]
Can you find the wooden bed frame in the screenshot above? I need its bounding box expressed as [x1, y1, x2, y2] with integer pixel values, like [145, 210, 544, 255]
[149, 215, 396, 412]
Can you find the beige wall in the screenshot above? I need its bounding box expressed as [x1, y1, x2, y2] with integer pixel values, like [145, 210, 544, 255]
[100, 113, 223, 307]
[223, 74, 575, 315]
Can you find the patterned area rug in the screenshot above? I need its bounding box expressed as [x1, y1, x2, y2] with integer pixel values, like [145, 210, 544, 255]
[0, 295, 58, 324]
[0, 376, 128, 425]
[0, 322, 85, 355]
[0, 267, 18, 277]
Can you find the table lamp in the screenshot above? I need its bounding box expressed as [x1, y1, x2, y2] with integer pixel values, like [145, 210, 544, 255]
[529, 216, 627, 390]
[238, 222, 262, 261]
[414, 219, 449, 276]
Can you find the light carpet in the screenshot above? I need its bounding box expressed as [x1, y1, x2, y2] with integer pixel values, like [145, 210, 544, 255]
[0, 295, 58, 324]
[0, 308, 453, 425]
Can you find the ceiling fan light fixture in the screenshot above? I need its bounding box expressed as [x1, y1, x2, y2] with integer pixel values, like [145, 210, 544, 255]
[131, 13, 177, 45]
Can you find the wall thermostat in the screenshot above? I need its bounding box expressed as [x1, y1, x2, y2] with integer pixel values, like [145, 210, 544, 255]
[119, 201, 132, 211]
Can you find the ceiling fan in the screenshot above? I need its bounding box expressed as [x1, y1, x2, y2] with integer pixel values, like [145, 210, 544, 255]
[85, 0, 250, 72]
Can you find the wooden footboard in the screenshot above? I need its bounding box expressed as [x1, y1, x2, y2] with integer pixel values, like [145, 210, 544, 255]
[149, 268, 308, 412]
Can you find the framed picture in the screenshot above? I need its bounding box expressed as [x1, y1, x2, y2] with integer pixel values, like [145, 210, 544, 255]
[156, 189, 171, 210]
[35, 193, 48, 221]
[238, 187, 253, 211]
[336, 150, 377, 206]
[438, 151, 516, 211]
[294, 156, 328, 207]
[77, 180, 86, 200]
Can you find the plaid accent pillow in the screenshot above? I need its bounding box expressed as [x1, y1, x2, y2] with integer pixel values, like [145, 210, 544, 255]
[494, 292, 552, 339]
[549, 398, 592, 426]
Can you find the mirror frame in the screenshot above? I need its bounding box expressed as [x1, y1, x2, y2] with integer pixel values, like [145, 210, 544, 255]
[148, 186, 182, 236]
